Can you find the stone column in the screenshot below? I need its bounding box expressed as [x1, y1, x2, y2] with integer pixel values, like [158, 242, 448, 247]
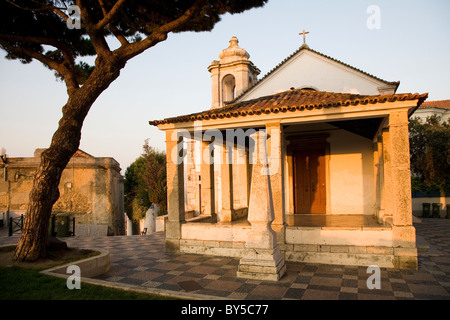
[374, 136, 384, 223]
[201, 139, 215, 221]
[233, 143, 248, 208]
[265, 122, 285, 238]
[218, 142, 234, 222]
[165, 129, 185, 252]
[237, 130, 286, 281]
[387, 110, 417, 269]
[381, 129, 393, 225]
[185, 139, 199, 215]
[240, 146, 249, 207]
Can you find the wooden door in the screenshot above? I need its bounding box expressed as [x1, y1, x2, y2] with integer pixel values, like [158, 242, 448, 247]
[294, 148, 326, 214]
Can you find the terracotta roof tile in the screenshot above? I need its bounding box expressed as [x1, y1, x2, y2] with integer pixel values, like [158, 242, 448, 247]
[149, 89, 428, 126]
[420, 99, 450, 109]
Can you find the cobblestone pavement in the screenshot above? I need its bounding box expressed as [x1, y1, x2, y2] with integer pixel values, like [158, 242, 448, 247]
[1, 218, 449, 300]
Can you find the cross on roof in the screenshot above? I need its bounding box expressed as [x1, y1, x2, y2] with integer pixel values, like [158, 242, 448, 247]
[299, 29, 309, 45]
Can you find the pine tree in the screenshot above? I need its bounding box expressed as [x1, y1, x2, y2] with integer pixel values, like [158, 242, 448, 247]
[0, 0, 268, 261]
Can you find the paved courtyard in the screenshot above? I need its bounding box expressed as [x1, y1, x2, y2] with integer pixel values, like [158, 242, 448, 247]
[1, 218, 450, 300]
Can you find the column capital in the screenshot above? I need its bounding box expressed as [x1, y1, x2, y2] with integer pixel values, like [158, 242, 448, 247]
[388, 110, 410, 126]
[265, 120, 282, 127]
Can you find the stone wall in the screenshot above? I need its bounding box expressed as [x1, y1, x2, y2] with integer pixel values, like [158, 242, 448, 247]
[0, 149, 124, 236]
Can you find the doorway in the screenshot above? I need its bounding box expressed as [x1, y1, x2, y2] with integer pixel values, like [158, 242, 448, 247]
[294, 147, 326, 214]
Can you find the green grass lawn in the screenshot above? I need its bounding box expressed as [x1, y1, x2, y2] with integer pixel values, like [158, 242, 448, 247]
[0, 266, 175, 300]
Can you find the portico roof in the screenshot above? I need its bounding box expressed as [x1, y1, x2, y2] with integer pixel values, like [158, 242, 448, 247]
[149, 89, 428, 127]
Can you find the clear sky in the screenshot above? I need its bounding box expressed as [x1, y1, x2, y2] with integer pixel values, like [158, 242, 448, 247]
[0, 0, 449, 172]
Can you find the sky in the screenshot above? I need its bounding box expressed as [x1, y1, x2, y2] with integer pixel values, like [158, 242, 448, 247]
[0, 0, 449, 173]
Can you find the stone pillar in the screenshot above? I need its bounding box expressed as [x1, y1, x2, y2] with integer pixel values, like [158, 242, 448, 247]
[387, 111, 417, 269]
[201, 139, 216, 221]
[218, 142, 234, 222]
[185, 139, 199, 215]
[265, 122, 285, 239]
[374, 135, 384, 223]
[232, 143, 248, 209]
[286, 152, 295, 214]
[165, 129, 185, 252]
[381, 129, 393, 225]
[237, 130, 286, 281]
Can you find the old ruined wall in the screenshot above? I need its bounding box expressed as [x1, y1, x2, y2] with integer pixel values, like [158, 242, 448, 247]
[0, 157, 37, 213]
[0, 149, 124, 235]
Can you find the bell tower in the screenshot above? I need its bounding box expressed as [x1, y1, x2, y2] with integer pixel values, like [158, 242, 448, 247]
[208, 37, 260, 109]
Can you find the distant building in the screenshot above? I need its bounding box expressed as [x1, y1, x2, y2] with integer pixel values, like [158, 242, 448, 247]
[411, 99, 450, 122]
[0, 149, 124, 236]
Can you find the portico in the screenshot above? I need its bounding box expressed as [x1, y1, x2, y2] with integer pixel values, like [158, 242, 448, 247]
[150, 36, 428, 280]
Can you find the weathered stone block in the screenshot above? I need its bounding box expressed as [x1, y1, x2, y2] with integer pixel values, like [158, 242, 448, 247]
[165, 239, 180, 253]
[330, 245, 349, 253]
[366, 246, 394, 255]
[237, 248, 286, 281]
[348, 246, 367, 254]
[294, 244, 317, 252]
[392, 226, 416, 247]
[393, 254, 418, 270]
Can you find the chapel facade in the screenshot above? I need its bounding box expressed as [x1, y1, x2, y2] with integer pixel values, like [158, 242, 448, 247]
[150, 36, 428, 281]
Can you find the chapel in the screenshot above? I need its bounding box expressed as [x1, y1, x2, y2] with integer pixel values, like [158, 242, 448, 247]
[150, 34, 428, 281]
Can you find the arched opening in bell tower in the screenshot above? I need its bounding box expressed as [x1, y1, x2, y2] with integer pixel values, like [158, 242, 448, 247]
[222, 74, 236, 103]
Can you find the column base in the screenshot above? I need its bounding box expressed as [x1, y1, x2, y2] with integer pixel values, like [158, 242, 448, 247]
[218, 209, 234, 223]
[237, 246, 286, 281]
[165, 220, 182, 253]
[393, 247, 418, 270]
[165, 239, 180, 253]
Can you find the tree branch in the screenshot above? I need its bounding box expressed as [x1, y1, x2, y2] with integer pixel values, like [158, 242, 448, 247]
[75, 0, 111, 57]
[0, 33, 74, 61]
[97, 0, 129, 46]
[114, 0, 207, 61]
[5, 0, 69, 20]
[0, 39, 78, 90]
[95, 0, 128, 31]
[154, 0, 208, 35]
[52, 6, 69, 22]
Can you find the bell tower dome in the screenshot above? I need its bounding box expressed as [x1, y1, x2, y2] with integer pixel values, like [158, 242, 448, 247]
[208, 37, 260, 109]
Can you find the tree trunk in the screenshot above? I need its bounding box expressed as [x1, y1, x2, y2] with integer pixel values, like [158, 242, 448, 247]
[14, 60, 123, 261]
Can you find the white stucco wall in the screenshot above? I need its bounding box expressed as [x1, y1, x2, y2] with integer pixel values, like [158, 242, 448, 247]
[240, 50, 385, 101]
[328, 130, 375, 215]
[410, 108, 450, 123]
[284, 122, 376, 216]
